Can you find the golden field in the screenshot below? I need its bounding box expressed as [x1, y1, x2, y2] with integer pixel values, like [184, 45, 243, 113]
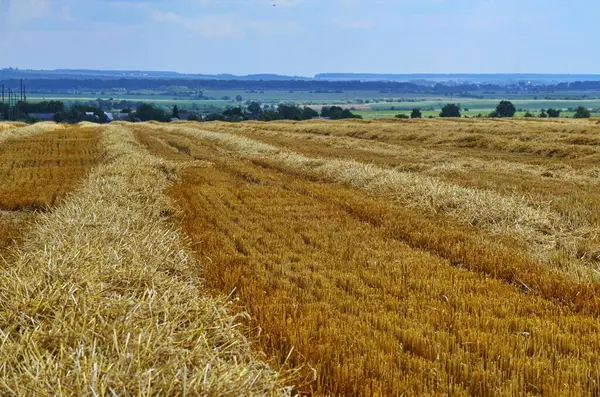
[1, 119, 599, 396]
[0, 123, 99, 255]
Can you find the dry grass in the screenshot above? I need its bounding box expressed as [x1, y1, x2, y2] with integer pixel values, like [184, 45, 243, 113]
[0, 122, 27, 132]
[134, 124, 600, 396]
[0, 210, 35, 257]
[0, 123, 289, 396]
[0, 122, 60, 145]
[0, 124, 100, 211]
[0, 123, 98, 260]
[155, 123, 597, 275]
[219, 118, 600, 161]
[202, 122, 600, 186]
[196, 120, 600, 275]
[3, 120, 599, 396]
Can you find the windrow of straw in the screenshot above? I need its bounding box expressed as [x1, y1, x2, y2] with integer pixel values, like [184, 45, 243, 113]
[162, 124, 586, 262]
[0, 122, 27, 131]
[195, 121, 600, 276]
[135, 125, 600, 396]
[0, 122, 63, 146]
[224, 118, 600, 160]
[202, 122, 600, 186]
[0, 123, 289, 396]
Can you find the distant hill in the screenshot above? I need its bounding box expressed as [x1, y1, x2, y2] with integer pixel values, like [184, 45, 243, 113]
[315, 73, 600, 83]
[3, 69, 600, 84]
[0, 69, 310, 81]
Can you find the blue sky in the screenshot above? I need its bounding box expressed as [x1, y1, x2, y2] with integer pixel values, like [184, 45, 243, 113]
[0, 0, 597, 76]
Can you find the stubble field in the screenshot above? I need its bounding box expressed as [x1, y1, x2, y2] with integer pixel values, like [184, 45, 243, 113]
[0, 118, 599, 396]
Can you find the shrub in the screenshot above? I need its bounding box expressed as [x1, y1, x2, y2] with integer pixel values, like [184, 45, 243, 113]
[494, 101, 516, 118]
[440, 104, 461, 118]
[573, 106, 591, 119]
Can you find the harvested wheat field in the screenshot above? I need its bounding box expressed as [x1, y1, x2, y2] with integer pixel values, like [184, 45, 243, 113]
[1, 119, 600, 396]
[0, 123, 100, 256]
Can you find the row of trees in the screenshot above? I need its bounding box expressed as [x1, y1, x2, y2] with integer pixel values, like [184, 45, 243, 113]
[398, 101, 594, 119]
[11, 76, 600, 96]
[204, 103, 362, 122]
[16, 100, 364, 124]
[53, 106, 107, 123]
[16, 100, 65, 114]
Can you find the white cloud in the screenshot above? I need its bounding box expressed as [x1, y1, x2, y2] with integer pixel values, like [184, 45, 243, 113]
[153, 11, 242, 38]
[153, 9, 302, 39]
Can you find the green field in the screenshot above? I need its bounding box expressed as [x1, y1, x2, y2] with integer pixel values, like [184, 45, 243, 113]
[27, 92, 600, 119]
[368, 99, 600, 111]
[356, 109, 600, 119]
[28, 90, 426, 105]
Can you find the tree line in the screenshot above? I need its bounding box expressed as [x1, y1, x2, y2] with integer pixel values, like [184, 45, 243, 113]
[204, 103, 362, 122]
[398, 101, 593, 119]
[132, 103, 361, 122]
[14, 100, 362, 124]
[9, 78, 600, 95]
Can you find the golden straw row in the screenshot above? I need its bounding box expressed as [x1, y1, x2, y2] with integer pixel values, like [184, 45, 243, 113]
[200, 121, 600, 186]
[132, 124, 600, 396]
[220, 118, 600, 160]
[157, 123, 590, 267]
[0, 122, 64, 146]
[0, 122, 289, 396]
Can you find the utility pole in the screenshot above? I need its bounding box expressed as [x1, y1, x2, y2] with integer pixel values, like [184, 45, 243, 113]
[11, 89, 15, 121]
[7, 89, 12, 121]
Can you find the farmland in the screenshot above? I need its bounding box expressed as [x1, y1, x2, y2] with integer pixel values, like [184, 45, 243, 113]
[26, 92, 600, 120]
[0, 122, 100, 255]
[1, 119, 600, 395]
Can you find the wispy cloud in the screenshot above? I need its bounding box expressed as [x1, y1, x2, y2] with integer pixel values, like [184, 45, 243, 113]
[152, 8, 301, 39]
[153, 11, 242, 38]
[1, 0, 599, 74]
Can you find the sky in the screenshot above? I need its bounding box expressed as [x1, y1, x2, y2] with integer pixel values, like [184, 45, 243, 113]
[0, 0, 598, 76]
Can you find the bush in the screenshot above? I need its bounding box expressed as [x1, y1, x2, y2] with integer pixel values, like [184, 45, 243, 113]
[24, 115, 41, 124]
[204, 113, 225, 121]
[410, 108, 422, 118]
[440, 104, 461, 118]
[302, 106, 319, 119]
[573, 106, 591, 119]
[494, 100, 516, 118]
[321, 106, 361, 120]
[259, 110, 281, 121]
[135, 103, 170, 122]
[395, 114, 409, 119]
